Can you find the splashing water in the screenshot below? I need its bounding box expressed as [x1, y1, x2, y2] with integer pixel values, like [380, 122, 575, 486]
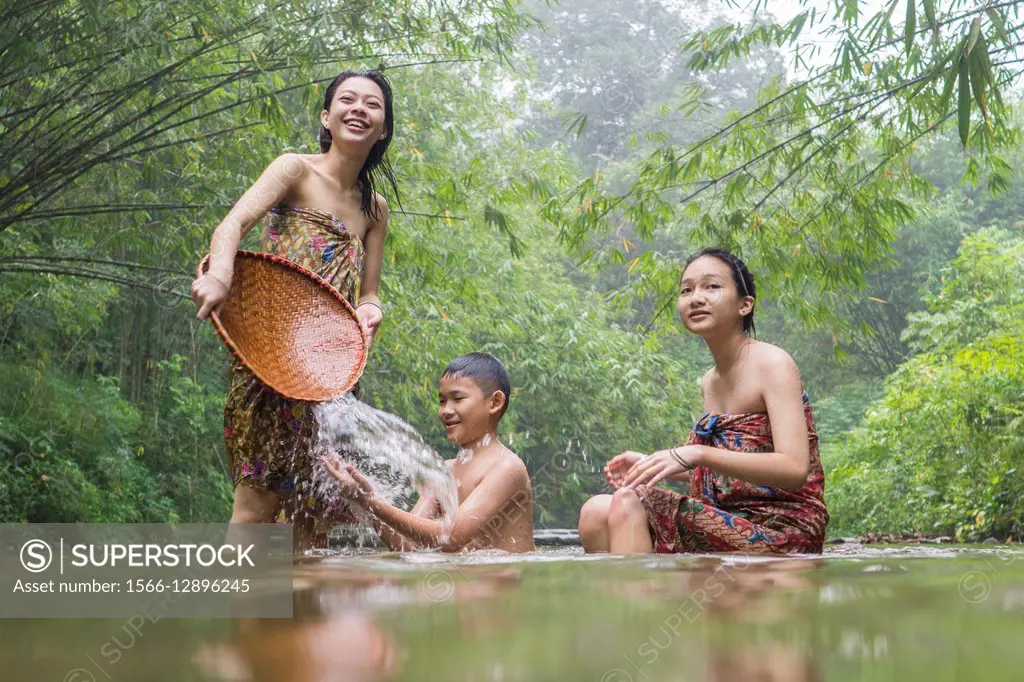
[302, 394, 458, 546]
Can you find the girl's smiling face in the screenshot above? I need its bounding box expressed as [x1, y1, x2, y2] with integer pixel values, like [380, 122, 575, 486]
[321, 76, 388, 147]
[677, 255, 752, 336]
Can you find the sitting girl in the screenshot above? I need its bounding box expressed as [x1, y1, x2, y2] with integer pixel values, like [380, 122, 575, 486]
[578, 248, 829, 554]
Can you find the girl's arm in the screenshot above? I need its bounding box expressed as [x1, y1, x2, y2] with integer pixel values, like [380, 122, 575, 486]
[193, 154, 306, 319]
[697, 350, 810, 490]
[624, 351, 811, 492]
[354, 194, 389, 343]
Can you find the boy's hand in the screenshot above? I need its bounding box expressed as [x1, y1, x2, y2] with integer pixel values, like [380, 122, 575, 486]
[604, 451, 645, 489]
[322, 455, 373, 504]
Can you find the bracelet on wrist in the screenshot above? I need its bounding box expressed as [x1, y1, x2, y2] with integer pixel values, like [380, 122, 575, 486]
[206, 271, 231, 289]
[358, 301, 383, 313]
[670, 446, 696, 471]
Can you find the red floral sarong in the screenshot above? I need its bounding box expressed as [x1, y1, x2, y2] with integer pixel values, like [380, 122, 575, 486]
[636, 396, 829, 554]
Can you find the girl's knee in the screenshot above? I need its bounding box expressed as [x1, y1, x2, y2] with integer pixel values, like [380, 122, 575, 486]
[608, 488, 645, 527]
[578, 494, 612, 531]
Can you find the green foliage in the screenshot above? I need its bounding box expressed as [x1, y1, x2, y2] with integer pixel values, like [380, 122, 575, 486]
[0, 361, 179, 523]
[810, 379, 884, 446]
[826, 228, 1024, 540]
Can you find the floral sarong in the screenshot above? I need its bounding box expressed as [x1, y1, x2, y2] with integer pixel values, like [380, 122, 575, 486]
[223, 206, 364, 529]
[636, 396, 829, 553]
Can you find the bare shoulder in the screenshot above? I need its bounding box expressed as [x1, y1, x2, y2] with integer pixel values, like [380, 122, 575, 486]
[268, 152, 312, 178]
[371, 192, 390, 224]
[749, 340, 801, 384]
[698, 368, 714, 394]
[495, 448, 531, 487]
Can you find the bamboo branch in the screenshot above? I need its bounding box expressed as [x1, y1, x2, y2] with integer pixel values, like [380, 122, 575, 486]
[0, 256, 190, 275]
[0, 265, 191, 298]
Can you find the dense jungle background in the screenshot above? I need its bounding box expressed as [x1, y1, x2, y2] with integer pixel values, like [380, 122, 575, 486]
[1, 0, 1022, 541]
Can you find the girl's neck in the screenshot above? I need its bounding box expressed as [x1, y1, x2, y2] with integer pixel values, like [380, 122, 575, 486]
[705, 328, 753, 375]
[322, 145, 365, 191]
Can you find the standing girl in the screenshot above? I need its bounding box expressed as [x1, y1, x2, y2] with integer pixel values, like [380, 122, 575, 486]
[191, 70, 398, 549]
[578, 248, 829, 554]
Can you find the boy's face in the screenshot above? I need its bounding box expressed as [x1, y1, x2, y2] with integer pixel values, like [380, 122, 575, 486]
[437, 374, 504, 446]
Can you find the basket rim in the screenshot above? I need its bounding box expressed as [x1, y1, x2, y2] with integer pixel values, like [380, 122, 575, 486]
[204, 250, 368, 401]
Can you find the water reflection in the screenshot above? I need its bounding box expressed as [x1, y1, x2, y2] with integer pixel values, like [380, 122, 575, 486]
[609, 557, 823, 621]
[193, 614, 398, 682]
[702, 644, 822, 682]
[196, 555, 829, 682]
[600, 558, 826, 682]
[195, 564, 523, 682]
[4, 547, 1020, 682]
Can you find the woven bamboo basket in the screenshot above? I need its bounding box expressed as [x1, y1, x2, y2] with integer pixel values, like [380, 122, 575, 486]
[197, 251, 367, 401]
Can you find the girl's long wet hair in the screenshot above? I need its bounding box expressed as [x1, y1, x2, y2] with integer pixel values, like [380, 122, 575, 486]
[684, 247, 757, 336]
[319, 69, 400, 220]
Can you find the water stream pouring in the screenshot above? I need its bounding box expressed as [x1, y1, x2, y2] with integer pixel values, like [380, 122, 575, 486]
[305, 394, 459, 546]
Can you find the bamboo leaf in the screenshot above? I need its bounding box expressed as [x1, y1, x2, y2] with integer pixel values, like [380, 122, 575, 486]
[966, 17, 982, 55]
[842, 0, 859, 24]
[986, 7, 1011, 47]
[562, 112, 588, 140]
[939, 40, 965, 113]
[870, 1, 900, 50]
[977, 33, 995, 88]
[904, 0, 916, 54]
[968, 48, 989, 124]
[923, 0, 937, 37]
[975, 33, 1002, 106]
[792, 11, 809, 43]
[957, 54, 971, 148]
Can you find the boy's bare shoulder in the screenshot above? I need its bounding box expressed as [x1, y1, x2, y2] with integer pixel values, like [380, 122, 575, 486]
[465, 448, 529, 482]
[494, 448, 531, 490]
[443, 447, 529, 485]
[500, 447, 529, 472]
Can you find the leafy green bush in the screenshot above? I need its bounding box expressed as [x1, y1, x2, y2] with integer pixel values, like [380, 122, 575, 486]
[826, 228, 1024, 540]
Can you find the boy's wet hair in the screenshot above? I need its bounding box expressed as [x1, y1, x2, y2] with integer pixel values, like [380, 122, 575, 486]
[442, 352, 511, 418]
[684, 247, 757, 336]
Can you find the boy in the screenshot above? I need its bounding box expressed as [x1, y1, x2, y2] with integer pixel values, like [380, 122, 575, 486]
[323, 352, 535, 552]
